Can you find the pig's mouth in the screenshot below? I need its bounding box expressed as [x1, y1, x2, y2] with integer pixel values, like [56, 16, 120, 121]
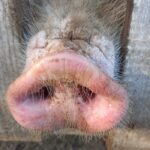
[7, 51, 128, 134]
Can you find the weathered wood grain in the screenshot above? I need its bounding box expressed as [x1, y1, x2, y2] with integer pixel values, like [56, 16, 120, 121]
[0, 0, 41, 141]
[108, 0, 150, 149]
[108, 129, 150, 150]
[125, 0, 150, 128]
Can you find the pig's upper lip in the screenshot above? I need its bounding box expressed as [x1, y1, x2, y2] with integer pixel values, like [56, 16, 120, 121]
[7, 51, 128, 133]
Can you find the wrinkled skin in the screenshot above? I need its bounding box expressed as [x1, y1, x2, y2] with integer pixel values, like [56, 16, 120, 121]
[6, 0, 128, 134]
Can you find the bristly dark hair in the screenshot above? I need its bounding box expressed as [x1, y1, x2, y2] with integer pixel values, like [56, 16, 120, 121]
[21, 0, 126, 40]
[20, 0, 127, 79]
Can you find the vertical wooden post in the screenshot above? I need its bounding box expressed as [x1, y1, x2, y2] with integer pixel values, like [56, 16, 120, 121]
[0, 0, 41, 141]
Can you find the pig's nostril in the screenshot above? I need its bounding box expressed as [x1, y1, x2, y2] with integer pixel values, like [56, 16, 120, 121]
[28, 85, 55, 101]
[78, 85, 96, 102]
[24, 72, 97, 103]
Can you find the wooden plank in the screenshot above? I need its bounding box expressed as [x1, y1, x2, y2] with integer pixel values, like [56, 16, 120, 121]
[107, 129, 150, 150]
[0, 135, 41, 142]
[106, 0, 150, 149]
[0, 0, 41, 141]
[124, 0, 150, 128]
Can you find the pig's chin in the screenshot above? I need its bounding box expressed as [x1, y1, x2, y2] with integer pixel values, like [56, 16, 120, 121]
[7, 51, 128, 134]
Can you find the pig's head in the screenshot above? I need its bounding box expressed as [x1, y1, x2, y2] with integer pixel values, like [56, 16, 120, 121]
[6, 0, 128, 134]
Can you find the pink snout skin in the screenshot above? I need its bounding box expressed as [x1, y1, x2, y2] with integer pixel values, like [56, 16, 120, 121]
[7, 51, 128, 133]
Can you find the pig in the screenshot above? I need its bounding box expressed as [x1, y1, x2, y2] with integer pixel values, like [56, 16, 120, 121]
[6, 0, 128, 135]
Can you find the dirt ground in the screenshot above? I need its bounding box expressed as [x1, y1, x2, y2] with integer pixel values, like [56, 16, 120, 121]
[0, 136, 106, 150]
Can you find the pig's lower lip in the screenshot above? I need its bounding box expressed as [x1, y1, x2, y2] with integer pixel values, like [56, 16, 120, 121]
[7, 51, 128, 133]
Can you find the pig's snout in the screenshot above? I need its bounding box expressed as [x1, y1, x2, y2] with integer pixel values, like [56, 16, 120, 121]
[7, 51, 128, 134]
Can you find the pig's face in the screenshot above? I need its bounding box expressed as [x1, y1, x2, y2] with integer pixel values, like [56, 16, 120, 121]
[6, 0, 128, 134]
